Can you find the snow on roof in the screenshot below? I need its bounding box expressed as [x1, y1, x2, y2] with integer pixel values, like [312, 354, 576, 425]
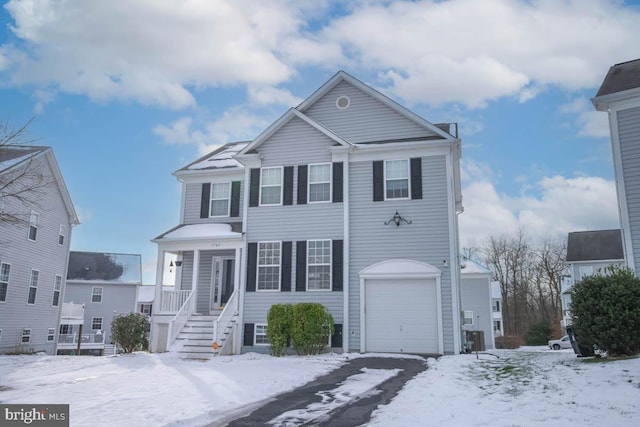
[137, 285, 155, 303]
[491, 281, 502, 299]
[181, 141, 248, 172]
[460, 258, 491, 275]
[156, 223, 241, 241]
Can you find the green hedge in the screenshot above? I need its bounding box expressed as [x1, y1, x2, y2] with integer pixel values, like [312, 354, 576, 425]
[266, 302, 334, 356]
[267, 304, 293, 357]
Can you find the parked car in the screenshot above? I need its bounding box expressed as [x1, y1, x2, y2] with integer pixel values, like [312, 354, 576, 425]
[548, 335, 572, 350]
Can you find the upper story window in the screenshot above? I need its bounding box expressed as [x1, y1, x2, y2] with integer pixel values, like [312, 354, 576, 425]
[58, 225, 66, 246]
[260, 167, 283, 206]
[92, 286, 103, 303]
[28, 211, 40, 241]
[210, 182, 231, 217]
[257, 241, 281, 291]
[27, 269, 39, 304]
[308, 163, 331, 203]
[0, 262, 10, 302]
[52, 275, 62, 307]
[492, 300, 500, 312]
[308, 240, 331, 290]
[385, 159, 410, 199]
[463, 310, 474, 325]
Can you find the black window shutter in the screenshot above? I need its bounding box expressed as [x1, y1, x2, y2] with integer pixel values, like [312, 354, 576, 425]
[246, 243, 257, 292]
[281, 241, 292, 292]
[243, 323, 255, 346]
[297, 165, 308, 205]
[249, 169, 260, 207]
[410, 157, 423, 200]
[296, 241, 307, 292]
[230, 181, 241, 217]
[283, 166, 294, 206]
[331, 324, 343, 348]
[200, 183, 211, 218]
[333, 162, 343, 203]
[373, 161, 384, 201]
[332, 240, 343, 291]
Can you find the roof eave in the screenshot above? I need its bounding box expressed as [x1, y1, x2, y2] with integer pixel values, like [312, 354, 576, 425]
[592, 86, 640, 111]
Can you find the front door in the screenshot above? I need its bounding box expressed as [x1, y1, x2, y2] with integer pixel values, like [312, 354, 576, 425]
[211, 257, 235, 310]
[211, 257, 222, 310]
[221, 259, 234, 305]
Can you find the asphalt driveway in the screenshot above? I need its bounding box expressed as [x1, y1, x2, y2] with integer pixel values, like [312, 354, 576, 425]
[214, 356, 429, 427]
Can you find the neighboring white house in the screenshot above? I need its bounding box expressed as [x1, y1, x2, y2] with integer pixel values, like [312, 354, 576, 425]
[592, 58, 640, 275]
[151, 70, 465, 358]
[0, 146, 79, 354]
[491, 281, 503, 338]
[58, 251, 142, 355]
[460, 258, 495, 350]
[561, 229, 625, 330]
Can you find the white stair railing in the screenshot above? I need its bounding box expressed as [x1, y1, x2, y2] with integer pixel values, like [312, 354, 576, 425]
[213, 290, 239, 355]
[160, 290, 191, 313]
[167, 290, 195, 347]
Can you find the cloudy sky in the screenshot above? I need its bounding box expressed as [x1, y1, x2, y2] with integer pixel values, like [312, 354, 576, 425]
[1, 0, 638, 281]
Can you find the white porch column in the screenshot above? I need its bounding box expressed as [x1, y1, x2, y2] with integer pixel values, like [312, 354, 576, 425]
[154, 249, 165, 313]
[234, 248, 241, 293]
[192, 249, 200, 313]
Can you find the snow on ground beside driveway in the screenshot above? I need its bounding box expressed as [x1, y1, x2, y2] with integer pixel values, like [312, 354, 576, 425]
[1, 348, 639, 427]
[368, 347, 640, 427]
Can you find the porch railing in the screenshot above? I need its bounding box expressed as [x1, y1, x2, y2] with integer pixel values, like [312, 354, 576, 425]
[160, 290, 191, 313]
[57, 333, 105, 344]
[167, 290, 196, 347]
[213, 290, 239, 355]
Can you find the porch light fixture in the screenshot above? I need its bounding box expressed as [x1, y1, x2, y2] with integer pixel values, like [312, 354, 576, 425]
[384, 211, 412, 227]
[175, 260, 182, 267]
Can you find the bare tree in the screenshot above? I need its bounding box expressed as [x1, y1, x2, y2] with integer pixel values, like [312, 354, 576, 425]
[0, 118, 52, 226]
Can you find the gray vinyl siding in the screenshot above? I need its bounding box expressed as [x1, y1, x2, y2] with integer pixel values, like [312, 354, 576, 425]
[618, 106, 640, 272]
[0, 154, 73, 355]
[183, 181, 244, 225]
[304, 80, 438, 144]
[64, 282, 138, 345]
[348, 155, 454, 354]
[256, 117, 336, 167]
[460, 277, 493, 349]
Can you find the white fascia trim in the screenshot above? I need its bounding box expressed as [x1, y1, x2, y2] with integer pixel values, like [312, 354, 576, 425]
[235, 153, 262, 169]
[359, 276, 366, 353]
[436, 276, 444, 355]
[446, 148, 462, 354]
[174, 169, 245, 184]
[291, 110, 352, 148]
[179, 181, 186, 223]
[350, 141, 453, 162]
[43, 150, 80, 225]
[608, 109, 635, 272]
[238, 108, 296, 155]
[342, 152, 350, 352]
[593, 87, 640, 111]
[237, 165, 251, 354]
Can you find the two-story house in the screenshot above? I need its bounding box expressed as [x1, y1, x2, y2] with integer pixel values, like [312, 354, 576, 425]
[561, 229, 625, 330]
[57, 251, 142, 355]
[150, 71, 464, 358]
[460, 258, 495, 350]
[0, 146, 79, 354]
[592, 58, 640, 275]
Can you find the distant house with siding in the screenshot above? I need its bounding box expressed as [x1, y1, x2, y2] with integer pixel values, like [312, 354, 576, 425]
[151, 70, 465, 358]
[592, 58, 640, 275]
[460, 258, 495, 350]
[0, 146, 79, 354]
[58, 251, 142, 355]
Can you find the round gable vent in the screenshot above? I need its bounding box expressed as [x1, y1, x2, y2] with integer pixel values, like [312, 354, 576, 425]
[336, 95, 350, 110]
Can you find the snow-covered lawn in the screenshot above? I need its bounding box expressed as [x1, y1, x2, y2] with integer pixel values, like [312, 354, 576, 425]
[1, 348, 638, 426]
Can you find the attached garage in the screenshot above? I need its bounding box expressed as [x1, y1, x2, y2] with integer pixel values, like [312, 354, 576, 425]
[360, 259, 442, 355]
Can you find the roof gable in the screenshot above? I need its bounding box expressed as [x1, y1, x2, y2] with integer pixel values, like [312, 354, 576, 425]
[595, 59, 640, 98]
[566, 229, 624, 262]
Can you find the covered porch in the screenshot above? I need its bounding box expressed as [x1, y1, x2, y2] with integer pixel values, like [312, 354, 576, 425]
[150, 223, 244, 355]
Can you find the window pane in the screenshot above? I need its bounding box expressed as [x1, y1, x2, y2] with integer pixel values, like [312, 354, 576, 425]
[260, 186, 281, 205]
[258, 242, 281, 290]
[211, 183, 230, 199]
[307, 240, 331, 290]
[386, 160, 408, 179]
[0, 263, 9, 282]
[309, 183, 330, 202]
[255, 324, 269, 345]
[261, 168, 282, 186]
[210, 199, 229, 216]
[308, 266, 331, 290]
[309, 164, 330, 182]
[28, 287, 37, 304]
[386, 179, 408, 199]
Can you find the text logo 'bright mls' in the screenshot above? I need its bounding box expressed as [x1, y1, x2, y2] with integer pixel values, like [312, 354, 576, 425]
[1, 405, 69, 426]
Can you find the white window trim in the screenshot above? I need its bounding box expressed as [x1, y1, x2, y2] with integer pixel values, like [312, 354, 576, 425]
[91, 286, 103, 303]
[307, 239, 332, 291]
[259, 166, 283, 206]
[308, 163, 332, 204]
[463, 310, 474, 325]
[21, 328, 31, 343]
[209, 182, 231, 217]
[383, 159, 411, 201]
[47, 328, 55, 342]
[27, 269, 39, 305]
[52, 274, 62, 307]
[91, 317, 103, 331]
[0, 262, 10, 303]
[28, 210, 40, 242]
[0, 329, 2, 342]
[256, 241, 281, 292]
[254, 323, 269, 346]
[58, 225, 66, 246]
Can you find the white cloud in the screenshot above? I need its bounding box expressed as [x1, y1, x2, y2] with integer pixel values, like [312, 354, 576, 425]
[154, 107, 270, 154]
[247, 85, 302, 107]
[459, 163, 619, 247]
[559, 97, 610, 138]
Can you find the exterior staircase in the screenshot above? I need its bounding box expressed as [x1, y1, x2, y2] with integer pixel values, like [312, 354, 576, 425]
[172, 309, 238, 360]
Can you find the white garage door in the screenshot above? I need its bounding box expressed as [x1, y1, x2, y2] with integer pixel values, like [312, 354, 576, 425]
[365, 278, 439, 354]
